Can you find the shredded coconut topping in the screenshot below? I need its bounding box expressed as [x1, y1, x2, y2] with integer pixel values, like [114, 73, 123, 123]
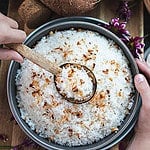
[16, 29, 135, 147]
[55, 64, 94, 102]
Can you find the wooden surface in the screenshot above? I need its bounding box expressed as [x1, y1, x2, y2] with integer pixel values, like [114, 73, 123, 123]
[0, 0, 143, 149]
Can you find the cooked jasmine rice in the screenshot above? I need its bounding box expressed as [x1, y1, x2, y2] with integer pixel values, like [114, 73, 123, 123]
[16, 29, 135, 146]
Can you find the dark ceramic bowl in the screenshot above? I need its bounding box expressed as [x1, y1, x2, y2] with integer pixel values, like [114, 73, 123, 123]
[7, 17, 141, 150]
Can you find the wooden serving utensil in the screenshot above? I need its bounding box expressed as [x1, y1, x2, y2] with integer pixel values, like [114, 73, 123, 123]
[7, 43, 97, 104]
[7, 43, 62, 75]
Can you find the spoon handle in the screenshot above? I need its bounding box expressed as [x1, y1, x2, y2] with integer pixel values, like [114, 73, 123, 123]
[7, 43, 62, 75]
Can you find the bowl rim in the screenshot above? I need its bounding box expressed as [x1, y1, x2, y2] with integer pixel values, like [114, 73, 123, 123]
[7, 16, 141, 150]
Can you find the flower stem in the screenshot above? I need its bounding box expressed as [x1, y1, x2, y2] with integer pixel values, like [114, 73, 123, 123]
[0, 146, 14, 149]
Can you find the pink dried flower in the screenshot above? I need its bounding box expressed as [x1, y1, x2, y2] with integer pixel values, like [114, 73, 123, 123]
[126, 37, 145, 58]
[117, 1, 131, 21]
[105, 18, 130, 38]
[103, 18, 144, 59]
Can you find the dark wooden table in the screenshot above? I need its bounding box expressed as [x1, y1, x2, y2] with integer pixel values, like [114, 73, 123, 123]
[0, 0, 147, 149]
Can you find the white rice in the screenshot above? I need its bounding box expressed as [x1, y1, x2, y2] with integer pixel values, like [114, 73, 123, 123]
[16, 29, 135, 146]
[55, 64, 94, 102]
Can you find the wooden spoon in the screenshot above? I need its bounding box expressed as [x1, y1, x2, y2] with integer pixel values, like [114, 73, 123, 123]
[7, 43, 62, 75]
[7, 43, 97, 104]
